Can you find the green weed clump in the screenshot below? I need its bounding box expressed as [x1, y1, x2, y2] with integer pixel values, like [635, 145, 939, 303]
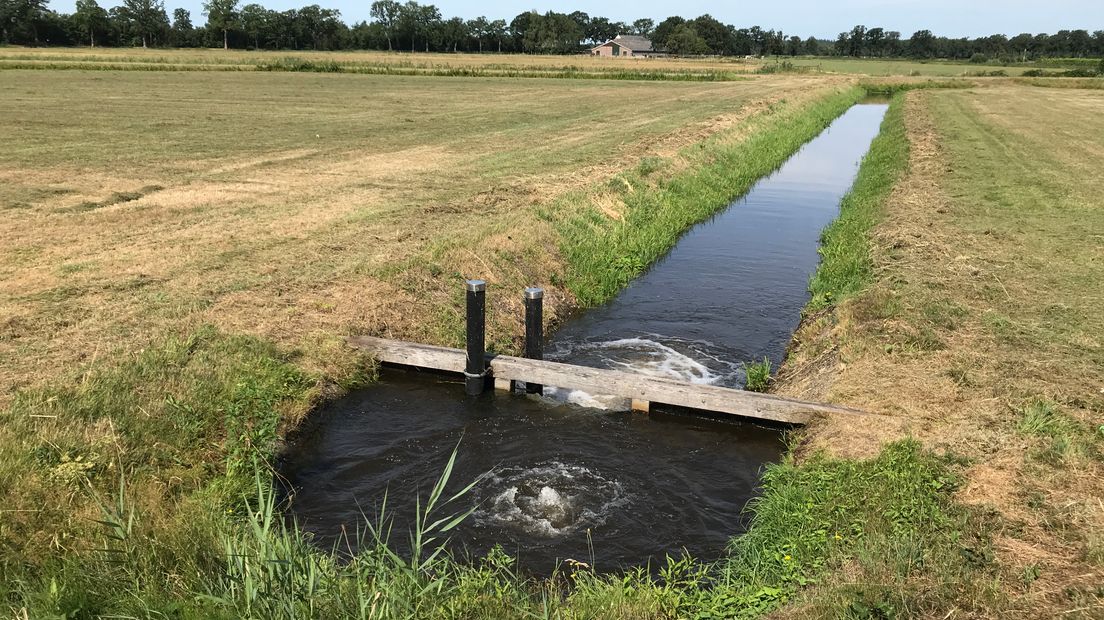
[743, 358, 772, 392]
[1017, 400, 1101, 465]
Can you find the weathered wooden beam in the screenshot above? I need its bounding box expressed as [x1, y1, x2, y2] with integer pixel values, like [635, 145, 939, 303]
[349, 336, 869, 425]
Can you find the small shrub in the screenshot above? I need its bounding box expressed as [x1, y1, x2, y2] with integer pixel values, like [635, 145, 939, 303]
[743, 358, 772, 392]
[969, 53, 989, 64]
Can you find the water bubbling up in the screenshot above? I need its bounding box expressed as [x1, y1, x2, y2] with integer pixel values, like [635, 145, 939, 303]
[478, 462, 626, 537]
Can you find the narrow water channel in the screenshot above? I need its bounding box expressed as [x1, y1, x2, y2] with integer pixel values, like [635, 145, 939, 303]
[279, 102, 889, 573]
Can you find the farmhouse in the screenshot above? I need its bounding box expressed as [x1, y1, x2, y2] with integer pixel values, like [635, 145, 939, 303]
[590, 34, 664, 58]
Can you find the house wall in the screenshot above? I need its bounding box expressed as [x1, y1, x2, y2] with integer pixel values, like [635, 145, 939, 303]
[592, 43, 637, 57]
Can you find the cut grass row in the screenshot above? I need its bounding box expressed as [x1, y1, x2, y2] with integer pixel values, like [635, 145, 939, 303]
[3, 48, 1097, 79]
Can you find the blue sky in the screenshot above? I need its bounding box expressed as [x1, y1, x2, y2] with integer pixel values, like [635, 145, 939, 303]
[52, 0, 1104, 39]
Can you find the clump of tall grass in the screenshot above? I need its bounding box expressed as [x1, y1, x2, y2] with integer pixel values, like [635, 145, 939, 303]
[203, 446, 484, 618]
[258, 57, 344, 73]
[742, 358, 772, 392]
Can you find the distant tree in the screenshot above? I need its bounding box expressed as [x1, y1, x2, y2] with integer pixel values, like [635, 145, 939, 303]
[833, 31, 847, 56]
[73, 0, 109, 46]
[908, 29, 936, 58]
[847, 24, 866, 56]
[369, 0, 399, 50]
[748, 25, 768, 55]
[296, 4, 342, 49]
[764, 29, 785, 55]
[586, 16, 617, 44]
[665, 23, 708, 55]
[203, 0, 237, 49]
[1008, 32, 1034, 61]
[804, 36, 820, 55]
[523, 11, 582, 54]
[691, 14, 731, 54]
[119, 0, 169, 47]
[729, 28, 753, 55]
[567, 10, 588, 37]
[170, 7, 194, 46]
[865, 26, 884, 56]
[1068, 29, 1092, 56]
[508, 11, 534, 51]
[652, 16, 684, 51]
[239, 3, 267, 48]
[631, 17, 653, 38]
[884, 30, 901, 56]
[1, 0, 50, 44]
[466, 15, 487, 51]
[784, 35, 802, 56]
[399, 1, 439, 52]
[441, 16, 465, 51]
[488, 18, 506, 52]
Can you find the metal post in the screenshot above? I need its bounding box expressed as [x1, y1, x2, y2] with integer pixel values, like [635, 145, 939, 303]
[524, 287, 544, 395]
[464, 280, 487, 396]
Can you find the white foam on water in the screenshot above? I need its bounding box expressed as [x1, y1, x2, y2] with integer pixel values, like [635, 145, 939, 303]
[543, 337, 743, 410]
[477, 462, 626, 538]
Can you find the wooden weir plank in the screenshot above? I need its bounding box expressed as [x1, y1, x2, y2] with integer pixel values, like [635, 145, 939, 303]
[348, 336, 868, 425]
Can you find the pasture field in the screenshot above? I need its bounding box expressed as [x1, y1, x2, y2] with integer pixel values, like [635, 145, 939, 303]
[781, 56, 1045, 76]
[1, 69, 882, 616]
[3, 57, 1102, 616]
[780, 84, 1104, 614]
[0, 46, 761, 78]
[0, 70, 843, 397]
[2, 47, 1093, 78]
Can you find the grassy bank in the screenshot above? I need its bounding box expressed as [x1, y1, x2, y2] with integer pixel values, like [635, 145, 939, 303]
[777, 83, 1104, 616]
[807, 94, 909, 308]
[553, 86, 865, 305]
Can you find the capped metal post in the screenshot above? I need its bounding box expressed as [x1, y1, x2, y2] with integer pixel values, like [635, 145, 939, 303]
[523, 287, 544, 395]
[464, 279, 487, 396]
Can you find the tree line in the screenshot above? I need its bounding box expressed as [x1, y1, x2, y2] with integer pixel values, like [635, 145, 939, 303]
[2, 0, 1103, 60]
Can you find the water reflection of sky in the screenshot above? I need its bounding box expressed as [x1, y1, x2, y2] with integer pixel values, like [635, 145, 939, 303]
[551, 103, 889, 387]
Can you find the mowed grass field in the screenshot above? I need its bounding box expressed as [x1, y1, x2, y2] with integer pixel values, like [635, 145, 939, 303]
[1, 70, 840, 398]
[782, 56, 1045, 76]
[3, 47, 1089, 78]
[0, 46, 762, 77]
[4, 55, 1103, 615]
[778, 84, 1104, 614]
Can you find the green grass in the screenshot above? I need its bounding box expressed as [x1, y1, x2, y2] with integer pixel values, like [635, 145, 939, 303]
[807, 93, 909, 310]
[782, 77, 1104, 614]
[555, 86, 866, 306]
[786, 56, 1085, 77]
[4, 355, 974, 619]
[742, 358, 772, 392]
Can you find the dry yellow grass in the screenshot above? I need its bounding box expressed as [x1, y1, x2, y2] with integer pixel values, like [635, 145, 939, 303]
[0, 70, 846, 405]
[778, 84, 1104, 616]
[0, 46, 764, 74]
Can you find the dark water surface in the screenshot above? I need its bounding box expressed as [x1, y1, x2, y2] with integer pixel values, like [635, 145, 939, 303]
[279, 103, 889, 573]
